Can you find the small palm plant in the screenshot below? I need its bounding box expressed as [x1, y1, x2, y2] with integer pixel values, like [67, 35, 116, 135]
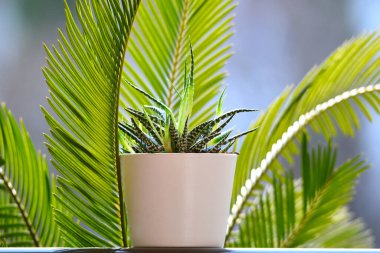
[119, 47, 257, 154]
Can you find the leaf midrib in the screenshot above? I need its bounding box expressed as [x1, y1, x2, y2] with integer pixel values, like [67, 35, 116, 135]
[167, 0, 191, 108]
[113, 1, 142, 247]
[0, 168, 39, 247]
[279, 177, 334, 248]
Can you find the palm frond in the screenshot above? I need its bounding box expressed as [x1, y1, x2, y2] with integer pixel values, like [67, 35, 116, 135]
[0, 104, 61, 247]
[228, 84, 380, 240]
[228, 31, 380, 239]
[42, 0, 140, 247]
[120, 0, 236, 128]
[303, 208, 373, 248]
[227, 136, 372, 248]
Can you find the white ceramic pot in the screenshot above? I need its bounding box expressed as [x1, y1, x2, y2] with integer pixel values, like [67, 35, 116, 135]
[120, 153, 237, 248]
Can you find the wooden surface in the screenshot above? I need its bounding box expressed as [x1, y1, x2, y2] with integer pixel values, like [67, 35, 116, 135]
[0, 248, 380, 253]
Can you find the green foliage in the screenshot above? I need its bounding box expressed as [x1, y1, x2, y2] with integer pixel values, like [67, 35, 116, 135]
[41, 0, 140, 247]
[119, 47, 257, 153]
[0, 238, 5, 247]
[40, 0, 236, 247]
[303, 208, 373, 248]
[0, 104, 61, 247]
[0, 0, 378, 249]
[227, 30, 380, 242]
[120, 0, 236, 128]
[228, 136, 373, 248]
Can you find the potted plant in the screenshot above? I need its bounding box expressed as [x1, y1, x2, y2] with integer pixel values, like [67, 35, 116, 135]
[118, 46, 257, 247]
[0, 0, 379, 249]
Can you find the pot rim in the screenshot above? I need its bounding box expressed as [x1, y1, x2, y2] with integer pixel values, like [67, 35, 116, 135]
[120, 153, 238, 157]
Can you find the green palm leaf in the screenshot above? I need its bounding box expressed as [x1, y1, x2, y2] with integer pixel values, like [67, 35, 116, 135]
[42, 0, 140, 247]
[0, 104, 61, 247]
[227, 31, 380, 239]
[120, 0, 235, 127]
[303, 208, 373, 248]
[228, 136, 373, 248]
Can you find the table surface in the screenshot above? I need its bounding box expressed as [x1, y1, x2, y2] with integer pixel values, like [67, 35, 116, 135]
[0, 248, 379, 253]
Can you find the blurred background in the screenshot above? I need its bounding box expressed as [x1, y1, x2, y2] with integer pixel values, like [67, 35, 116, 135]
[0, 0, 379, 247]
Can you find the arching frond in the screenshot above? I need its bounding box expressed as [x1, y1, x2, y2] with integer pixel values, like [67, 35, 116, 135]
[228, 137, 373, 248]
[228, 84, 380, 240]
[228, 31, 380, 239]
[0, 104, 61, 247]
[121, 0, 235, 127]
[42, 0, 140, 247]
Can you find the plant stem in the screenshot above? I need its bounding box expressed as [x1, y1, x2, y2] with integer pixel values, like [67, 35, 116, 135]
[114, 0, 141, 247]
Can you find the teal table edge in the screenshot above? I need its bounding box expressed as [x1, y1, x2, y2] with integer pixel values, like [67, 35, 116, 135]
[0, 248, 379, 253]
